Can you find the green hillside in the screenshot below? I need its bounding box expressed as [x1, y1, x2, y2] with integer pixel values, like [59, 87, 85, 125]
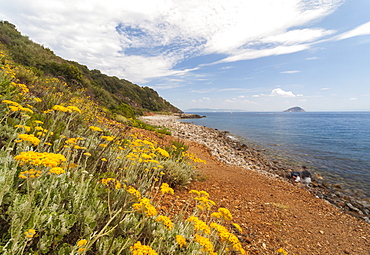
[0, 21, 181, 119]
[0, 25, 246, 253]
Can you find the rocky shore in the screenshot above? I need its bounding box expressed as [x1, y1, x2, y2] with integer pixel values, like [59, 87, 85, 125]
[140, 115, 370, 223]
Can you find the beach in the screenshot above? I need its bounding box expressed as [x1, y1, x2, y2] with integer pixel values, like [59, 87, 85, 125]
[140, 114, 370, 254]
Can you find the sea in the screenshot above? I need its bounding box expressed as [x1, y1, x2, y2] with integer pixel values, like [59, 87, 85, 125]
[182, 112, 370, 199]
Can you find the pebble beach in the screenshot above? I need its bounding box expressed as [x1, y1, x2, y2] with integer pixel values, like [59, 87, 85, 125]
[140, 114, 370, 223]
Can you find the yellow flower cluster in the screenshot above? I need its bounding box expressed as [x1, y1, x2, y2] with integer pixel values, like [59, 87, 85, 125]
[277, 248, 288, 255]
[125, 185, 141, 199]
[211, 207, 233, 221]
[189, 190, 216, 211]
[156, 147, 169, 157]
[182, 151, 207, 164]
[32, 97, 42, 103]
[176, 235, 187, 248]
[51, 104, 81, 113]
[77, 239, 87, 253]
[35, 126, 53, 137]
[14, 151, 66, 168]
[89, 126, 103, 132]
[160, 183, 174, 195]
[210, 222, 245, 254]
[16, 134, 40, 146]
[232, 223, 243, 233]
[14, 125, 31, 132]
[2, 100, 33, 114]
[48, 167, 66, 175]
[12, 82, 29, 94]
[101, 178, 121, 190]
[187, 216, 211, 235]
[101, 135, 115, 141]
[65, 137, 82, 145]
[19, 169, 41, 179]
[24, 229, 36, 238]
[130, 241, 158, 255]
[132, 197, 157, 217]
[194, 234, 216, 255]
[155, 215, 173, 230]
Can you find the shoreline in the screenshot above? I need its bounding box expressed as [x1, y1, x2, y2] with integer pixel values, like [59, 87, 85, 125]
[140, 115, 370, 223]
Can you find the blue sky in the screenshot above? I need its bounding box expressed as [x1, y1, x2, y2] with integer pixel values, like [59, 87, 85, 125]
[1, 0, 370, 111]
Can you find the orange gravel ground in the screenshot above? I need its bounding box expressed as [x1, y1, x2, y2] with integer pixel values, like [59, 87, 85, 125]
[161, 140, 370, 255]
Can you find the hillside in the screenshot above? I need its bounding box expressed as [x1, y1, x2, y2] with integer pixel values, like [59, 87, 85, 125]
[0, 21, 181, 118]
[0, 43, 250, 254]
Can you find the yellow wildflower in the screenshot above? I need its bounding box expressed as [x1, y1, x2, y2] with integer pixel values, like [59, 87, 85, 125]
[155, 215, 173, 230]
[213, 207, 233, 221]
[176, 235, 187, 248]
[101, 135, 115, 141]
[132, 197, 157, 217]
[125, 185, 141, 199]
[67, 105, 81, 114]
[277, 248, 288, 255]
[19, 169, 41, 179]
[14, 151, 66, 168]
[48, 167, 66, 175]
[89, 126, 103, 132]
[17, 134, 40, 146]
[160, 183, 174, 195]
[187, 216, 211, 235]
[194, 234, 216, 254]
[14, 125, 31, 132]
[77, 239, 87, 253]
[232, 223, 243, 233]
[2, 99, 20, 107]
[157, 147, 169, 157]
[77, 239, 87, 246]
[130, 241, 158, 255]
[210, 222, 246, 254]
[24, 229, 36, 238]
[101, 178, 121, 190]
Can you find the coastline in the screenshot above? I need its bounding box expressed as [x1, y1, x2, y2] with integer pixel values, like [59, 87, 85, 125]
[140, 115, 370, 223]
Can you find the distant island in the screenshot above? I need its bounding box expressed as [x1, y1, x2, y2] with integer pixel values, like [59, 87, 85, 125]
[284, 106, 306, 112]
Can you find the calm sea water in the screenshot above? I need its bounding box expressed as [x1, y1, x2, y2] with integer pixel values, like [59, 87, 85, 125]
[182, 112, 370, 198]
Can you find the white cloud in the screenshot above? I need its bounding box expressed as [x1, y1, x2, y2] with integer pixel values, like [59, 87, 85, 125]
[271, 88, 302, 97]
[335, 21, 370, 40]
[0, 0, 344, 84]
[262, 28, 335, 45]
[216, 44, 311, 64]
[320, 87, 330, 90]
[349, 98, 358, 101]
[219, 66, 234, 70]
[306, 56, 319, 60]
[281, 70, 300, 74]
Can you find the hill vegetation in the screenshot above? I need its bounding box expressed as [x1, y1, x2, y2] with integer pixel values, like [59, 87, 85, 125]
[0, 21, 181, 120]
[0, 22, 248, 254]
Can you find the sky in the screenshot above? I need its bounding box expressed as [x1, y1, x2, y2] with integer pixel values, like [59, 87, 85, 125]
[1, 0, 370, 112]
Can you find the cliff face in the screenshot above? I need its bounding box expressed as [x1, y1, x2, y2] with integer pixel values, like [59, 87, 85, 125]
[284, 106, 306, 112]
